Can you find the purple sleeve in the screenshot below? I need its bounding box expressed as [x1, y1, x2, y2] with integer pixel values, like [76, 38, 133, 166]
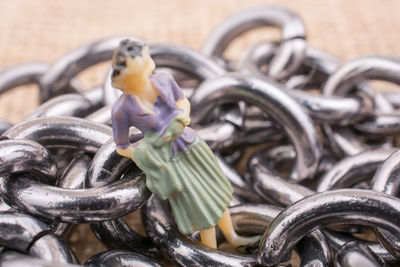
[170, 76, 184, 101]
[164, 72, 184, 101]
[111, 97, 131, 149]
[160, 72, 184, 101]
[150, 72, 184, 103]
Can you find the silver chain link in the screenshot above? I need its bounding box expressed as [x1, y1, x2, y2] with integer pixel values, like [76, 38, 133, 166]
[0, 4, 399, 267]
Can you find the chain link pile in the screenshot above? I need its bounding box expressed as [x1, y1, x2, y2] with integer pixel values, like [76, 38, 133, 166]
[1, 4, 400, 267]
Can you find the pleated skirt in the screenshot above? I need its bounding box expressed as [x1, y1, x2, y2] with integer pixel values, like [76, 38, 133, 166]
[133, 133, 233, 234]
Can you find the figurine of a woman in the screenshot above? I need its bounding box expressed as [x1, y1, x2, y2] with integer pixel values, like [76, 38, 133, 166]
[111, 39, 258, 249]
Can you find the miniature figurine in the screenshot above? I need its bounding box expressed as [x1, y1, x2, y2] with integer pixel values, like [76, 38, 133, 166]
[111, 39, 259, 249]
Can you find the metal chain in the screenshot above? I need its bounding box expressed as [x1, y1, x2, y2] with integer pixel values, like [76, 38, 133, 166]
[0, 4, 399, 267]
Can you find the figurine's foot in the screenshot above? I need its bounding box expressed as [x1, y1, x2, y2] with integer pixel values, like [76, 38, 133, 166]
[200, 227, 217, 249]
[217, 209, 261, 251]
[227, 233, 261, 250]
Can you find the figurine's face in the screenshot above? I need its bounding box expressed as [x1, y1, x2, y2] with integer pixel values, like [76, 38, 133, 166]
[111, 40, 155, 93]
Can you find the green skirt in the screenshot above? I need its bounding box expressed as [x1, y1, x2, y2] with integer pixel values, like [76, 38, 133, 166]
[132, 131, 233, 234]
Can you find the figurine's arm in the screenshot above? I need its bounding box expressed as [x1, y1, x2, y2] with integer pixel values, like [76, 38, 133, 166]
[169, 74, 191, 126]
[111, 101, 136, 159]
[154, 119, 185, 147]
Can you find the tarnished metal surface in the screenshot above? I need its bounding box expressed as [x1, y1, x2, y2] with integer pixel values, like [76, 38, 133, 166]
[0, 4, 400, 266]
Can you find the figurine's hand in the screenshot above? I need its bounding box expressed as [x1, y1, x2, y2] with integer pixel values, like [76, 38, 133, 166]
[116, 145, 135, 159]
[176, 112, 191, 126]
[154, 119, 186, 147]
[176, 98, 191, 126]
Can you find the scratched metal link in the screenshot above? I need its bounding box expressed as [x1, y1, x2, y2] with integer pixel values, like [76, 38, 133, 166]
[0, 4, 400, 267]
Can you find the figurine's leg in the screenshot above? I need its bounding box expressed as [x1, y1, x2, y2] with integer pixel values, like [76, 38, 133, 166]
[200, 227, 217, 249]
[217, 209, 260, 248]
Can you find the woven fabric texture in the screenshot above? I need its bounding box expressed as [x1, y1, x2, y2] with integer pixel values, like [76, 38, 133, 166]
[0, 0, 400, 122]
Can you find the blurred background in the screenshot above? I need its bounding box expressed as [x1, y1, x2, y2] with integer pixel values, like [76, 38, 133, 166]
[1, 0, 400, 123]
[1, 0, 400, 262]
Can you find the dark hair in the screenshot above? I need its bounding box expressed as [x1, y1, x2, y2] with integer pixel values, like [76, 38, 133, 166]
[112, 39, 145, 78]
[119, 39, 144, 59]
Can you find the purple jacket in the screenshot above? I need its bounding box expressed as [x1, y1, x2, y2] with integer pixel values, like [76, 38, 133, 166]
[111, 72, 195, 153]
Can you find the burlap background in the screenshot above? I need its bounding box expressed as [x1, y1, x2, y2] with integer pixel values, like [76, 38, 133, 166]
[1, 0, 400, 262]
[1, 0, 400, 123]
